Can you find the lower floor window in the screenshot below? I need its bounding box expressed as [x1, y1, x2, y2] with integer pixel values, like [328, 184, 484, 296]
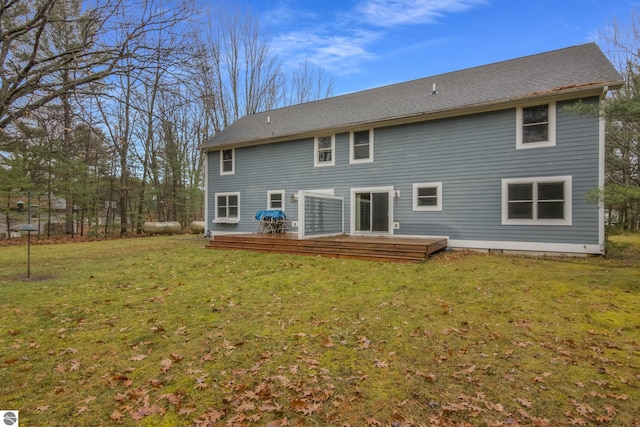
[268, 190, 285, 210]
[502, 176, 572, 225]
[216, 192, 240, 222]
[412, 182, 442, 211]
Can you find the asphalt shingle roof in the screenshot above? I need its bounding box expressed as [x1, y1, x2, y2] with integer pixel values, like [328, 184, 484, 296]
[203, 43, 623, 150]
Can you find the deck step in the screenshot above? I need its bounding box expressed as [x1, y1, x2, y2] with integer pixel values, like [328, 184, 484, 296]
[206, 234, 447, 263]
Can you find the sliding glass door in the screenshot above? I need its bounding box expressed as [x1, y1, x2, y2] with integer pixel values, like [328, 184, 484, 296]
[353, 188, 391, 233]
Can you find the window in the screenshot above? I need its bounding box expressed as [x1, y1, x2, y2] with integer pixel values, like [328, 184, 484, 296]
[220, 148, 235, 175]
[516, 102, 556, 149]
[267, 190, 285, 210]
[413, 182, 442, 211]
[314, 135, 334, 167]
[215, 192, 240, 223]
[350, 129, 373, 163]
[501, 176, 571, 225]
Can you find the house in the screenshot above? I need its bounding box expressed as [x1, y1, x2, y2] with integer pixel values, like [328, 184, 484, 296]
[202, 43, 624, 255]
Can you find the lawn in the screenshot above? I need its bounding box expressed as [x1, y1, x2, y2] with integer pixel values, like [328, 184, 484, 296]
[0, 234, 639, 426]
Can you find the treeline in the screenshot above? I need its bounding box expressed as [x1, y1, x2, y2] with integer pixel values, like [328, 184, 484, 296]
[599, 13, 640, 231]
[1, 1, 638, 236]
[0, 0, 333, 236]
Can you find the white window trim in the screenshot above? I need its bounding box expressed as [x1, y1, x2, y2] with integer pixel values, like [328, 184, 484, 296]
[412, 182, 443, 211]
[349, 129, 374, 164]
[516, 102, 556, 149]
[501, 176, 572, 226]
[214, 192, 240, 223]
[302, 188, 334, 195]
[314, 135, 335, 167]
[220, 148, 235, 175]
[267, 190, 285, 211]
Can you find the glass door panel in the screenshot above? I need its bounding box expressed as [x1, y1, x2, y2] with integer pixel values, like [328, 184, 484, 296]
[355, 191, 389, 233]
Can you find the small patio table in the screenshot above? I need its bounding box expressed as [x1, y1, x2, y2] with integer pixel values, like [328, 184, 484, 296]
[255, 209, 288, 233]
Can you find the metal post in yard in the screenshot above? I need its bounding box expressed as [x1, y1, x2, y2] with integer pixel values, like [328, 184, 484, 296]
[19, 192, 38, 279]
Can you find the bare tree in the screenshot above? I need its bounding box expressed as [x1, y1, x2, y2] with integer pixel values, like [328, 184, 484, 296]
[88, 0, 196, 235]
[284, 59, 335, 106]
[192, 3, 283, 133]
[0, 0, 195, 145]
[597, 12, 640, 229]
[2, 0, 335, 238]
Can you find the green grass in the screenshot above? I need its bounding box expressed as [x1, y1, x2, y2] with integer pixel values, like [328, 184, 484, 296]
[1, 234, 639, 426]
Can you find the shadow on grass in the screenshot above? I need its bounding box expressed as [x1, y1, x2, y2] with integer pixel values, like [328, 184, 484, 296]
[2, 274, 57, 282]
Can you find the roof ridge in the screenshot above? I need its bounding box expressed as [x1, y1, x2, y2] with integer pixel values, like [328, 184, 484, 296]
[253, 43, 601, 116]
[204, 43, 623, 149]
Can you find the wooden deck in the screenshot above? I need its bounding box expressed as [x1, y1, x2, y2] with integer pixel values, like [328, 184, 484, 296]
[206, 233, 448, 263]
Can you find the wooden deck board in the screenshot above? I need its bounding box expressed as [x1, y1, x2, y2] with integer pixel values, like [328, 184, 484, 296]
[206, 233, 448, 263]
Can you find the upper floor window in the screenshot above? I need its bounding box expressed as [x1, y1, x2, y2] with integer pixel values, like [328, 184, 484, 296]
[502, 176, 571, 225]
[220, 148, 235, 175]
[267, 190, 285, 210]
[350, 129, 373, 163]
[412, 182, 442, 211]
[314, 135, 335, 167]
[215, 192, 240, 223]
[516, 102, 556, 149]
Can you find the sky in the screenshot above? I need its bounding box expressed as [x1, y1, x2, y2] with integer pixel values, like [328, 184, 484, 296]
[243, 0, 639, 96]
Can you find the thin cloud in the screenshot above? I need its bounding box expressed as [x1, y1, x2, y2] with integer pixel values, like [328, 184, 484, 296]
[267, 0, 486, 77]
[355, 0, 485, 27]
[272, 29, 381, 75]
[261, 1, 317, 28]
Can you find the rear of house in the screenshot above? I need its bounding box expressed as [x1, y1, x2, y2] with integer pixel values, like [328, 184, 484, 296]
[202, 43, 624, 255]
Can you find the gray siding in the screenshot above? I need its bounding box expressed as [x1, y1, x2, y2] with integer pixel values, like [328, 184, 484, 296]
[207, 97, 601, 247]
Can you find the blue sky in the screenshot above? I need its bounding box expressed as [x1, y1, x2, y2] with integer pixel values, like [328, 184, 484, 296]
[246, 0, 638, 95]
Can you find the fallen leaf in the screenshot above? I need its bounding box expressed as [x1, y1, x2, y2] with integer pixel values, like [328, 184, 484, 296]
[178, 405, 196, 416]
[321, 335, 335, 348]
[516, 397, 532, 408]
[486, 402, 504, 412]
[374, 359, 389, 368]
[608, 393, 628, 400]
[259, 402, 283, 412]
[237, 401, 255, 412]
[160, 359, 172, 373]
[290, 399, 306, 412]
[79, 396, 96, 404]
[359, 337, 372, 349]
[131, 404, 164, 421]
[416, 371, 436, 381]
[573, 402, 595, 416]
[75, 406, 89, 415]
[110, 409, 124, 423]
